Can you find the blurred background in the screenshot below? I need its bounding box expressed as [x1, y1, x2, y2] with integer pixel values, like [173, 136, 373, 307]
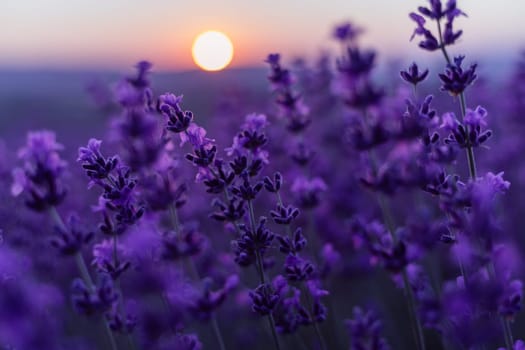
[2, 1, 525, 349]
[1, 0, 524, 146]
[2, 0, 524, 71]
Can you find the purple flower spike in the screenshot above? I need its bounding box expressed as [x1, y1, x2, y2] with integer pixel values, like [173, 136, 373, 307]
[158, 93, 194, 134]
[441, 106, 492, 149]
[127, 60, 152, 89]
[333, 21, 363, 43]
[409, 13, 440, 51]
[270, 203, 300, 225]
[284, 255, 315, 281]
[11, 131, 67, 211]
[410, 0, 466, 50]
[291, 177, 327, 209]
[439, 56, 478, 96]
[277, 228, 306, 255]
[50, 214, 94, 256]
[249, 283, 280, 316]
[234, 217, 274, 267]
[264, 172, 283, 193]
[498, 340, 525, 350]
[337, 47, 376, 79]
[265, 53, 280, 66]
[265, 53, 293, 89]
[498, 279, 523, 320]
[400, 62, 429, 86]
[78, 138, 118, 183]
[161, 225, 206, 261]
[346, 307, 390, 350]
[71, 273, 119, 316]
[187, 275, 239, 321]
[115, 60, 153, 108]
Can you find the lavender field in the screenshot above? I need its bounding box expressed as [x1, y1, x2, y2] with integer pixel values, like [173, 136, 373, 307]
[2, 1, 525, 349]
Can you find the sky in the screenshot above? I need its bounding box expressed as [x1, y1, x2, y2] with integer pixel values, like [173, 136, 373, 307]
[1, 0, 524, 71]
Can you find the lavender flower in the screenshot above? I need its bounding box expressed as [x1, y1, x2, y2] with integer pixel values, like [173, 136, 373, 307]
[107, 300, 138, 334]
[276, 228, 306, 255]
[158, 93, 194, 134]
[265, 54, 311, 133]
[92, 239, 131, 280]
[115, 60, 153, 108]
[77, 138, 118, 183]
[270, 203, 300, 225]
[336, 48, 376, 79]
[498, 279, 523, 320]
[346, 307, 390, 350]
[498, 340, 525, 350]
[50, 214, 94, 256]
[11, 131, 67, 211]
[441, 107, 492, 148]
[250, 283, 280, 316]
[71, 273, 119, 316]
[234, 217, 275, 267]
[332, 21, 363, 43]
[400, 62, 429, 86]
[410, 0, 466, 51]
[160, 225, 206, 261]
[291, 177, 327, 209]
[283, 255, 315, 281]
[79, 139, 145, 236]
[187, 275, 239, 321]
[439, 56, 478, 96]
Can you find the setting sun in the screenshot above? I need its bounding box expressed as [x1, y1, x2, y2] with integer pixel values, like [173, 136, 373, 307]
[191, 31, 234, 71]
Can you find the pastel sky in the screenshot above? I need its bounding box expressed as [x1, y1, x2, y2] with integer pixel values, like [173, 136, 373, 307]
[1, 0, 524, 71]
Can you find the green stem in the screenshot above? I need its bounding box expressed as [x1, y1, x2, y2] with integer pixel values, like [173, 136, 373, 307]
[437, 21, 477, 181]
[365, 150, 426, 350]
[211, 314, 227, 350]
[267, 311, 282, 350]
[169, 204, 228, 350]
[276, 190, 328, 349]
[49, 206, 118, 350]
[248, 200, 282, 350]
[75, 251, 94, 287]
[222, 189, 242, 236]
[169, 204, 181, 235]
[402, 270, 426, 350]
[301, 284, 328, 350]
[500, 318, 513, 350]
[458, 93, 477, 180]
[103, 318, 119, 350]
[437, 34, 514, 350]
[436, 20, 451, 65]
[126, 334, 138, 350]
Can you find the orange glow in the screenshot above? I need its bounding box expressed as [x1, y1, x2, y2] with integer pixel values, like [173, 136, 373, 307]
[191, 31, 234, 71]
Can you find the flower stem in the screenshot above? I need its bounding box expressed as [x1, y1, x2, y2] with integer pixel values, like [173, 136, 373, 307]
[436, 21, 477, 181]
[103, 319, 119, 350]
[378, 194, 426, 350]
[169, 203, 228, 350]
[402, 269, 426, 350]
[126, 333, 138, 350]
[437, 35, 515, 350]
[365, 150, 426, 350]
[436, 20, 451, 65]
[458, 93, 477, 179]
[300, 283, 328, 350]
[169, 204, 181, 235]
[211, 314, 227, 350]
[49, 206, 118, 350]
[276, 191, 328, 349]
[248, 199, 282, 350]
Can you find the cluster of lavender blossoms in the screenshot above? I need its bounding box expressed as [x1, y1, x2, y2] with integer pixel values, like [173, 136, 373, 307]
[2, 0, 525, 349]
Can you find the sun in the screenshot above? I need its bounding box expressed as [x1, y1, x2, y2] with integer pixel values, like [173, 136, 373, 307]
[191, 31, 234, 71]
